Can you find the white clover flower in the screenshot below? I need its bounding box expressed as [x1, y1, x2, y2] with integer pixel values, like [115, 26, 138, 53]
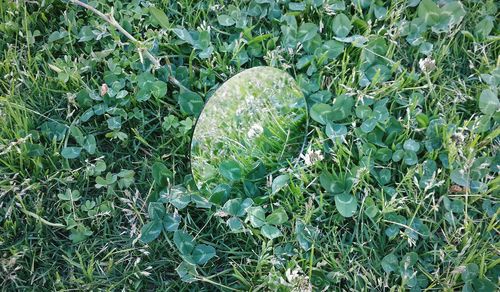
[285, 266, 312, 292]
[247, 123, 263, 139]
[419, 57, 436, 73]
[300, 148, 324, 166]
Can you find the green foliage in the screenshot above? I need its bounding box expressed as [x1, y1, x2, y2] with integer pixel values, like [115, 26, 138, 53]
[0, 0, 498, 290]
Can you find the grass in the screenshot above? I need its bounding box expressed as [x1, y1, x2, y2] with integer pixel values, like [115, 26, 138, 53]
[0, 0, 499, 290]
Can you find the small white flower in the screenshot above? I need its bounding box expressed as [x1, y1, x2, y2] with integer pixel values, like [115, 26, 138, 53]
[301, 148, 324, 166]
[247, 123, 263, 139]
[419, 57, 436, 73]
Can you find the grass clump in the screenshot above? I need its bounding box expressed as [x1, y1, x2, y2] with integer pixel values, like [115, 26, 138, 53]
[0, 0, 498, 290]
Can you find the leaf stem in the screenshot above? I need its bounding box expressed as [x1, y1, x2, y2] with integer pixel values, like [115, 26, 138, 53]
[67, 0, 189, 91]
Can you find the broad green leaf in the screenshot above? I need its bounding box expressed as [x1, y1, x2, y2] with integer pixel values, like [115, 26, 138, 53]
[326, 122, 347, 139]
[321, 40, 344, 60]
[164, 213, 181, 232]
[472, 278, 495, 292]
[392, 149, 404, 162]
[152, 162, 173, 186]
[223, 198, 243, 217]
[331, 95, 354, 121]
[148, 202, 166, 220]
[140, 220, 163, 243]
[355, 105, 372, 119]
[151, 81, 168, 99]
[247, 206, 266, 228]
[70, 126, 85, 145]
[334, 193, 358, 217]
[332, 13, 352, 38]
[58, 189, 81, 201]
[462, 263, 479, 282]
[163, 186, 191, 210]
[26, 143, 44, 157]
[209, 184, 231, 205]
[41, 121, 67, 140]
[450, 168, 469, 187]
[122, 172, 139, 190]
[192, 244, 216, 265]
[172, 27, 194, 45]
[319, 171, 351, 194]
[61, 147, 82, 159]
[298, 23, 318, 42]
[217, 15, 235, 26]
[176, 261, 198, 283]
[403, 150, 418, 165]
[438, 1, 466, 30]
[310, 103, 333, 125]
[401, 252, 419, 268]
[374, 4, 387, 19]
[375, 148, 392, 162]
[479, 89, 499, 116]
[178, 91, 204, 116]
[417, 0, 440, 26]
[474, 17, 494, 39]
[364, 197, 379, 218]
[381, 253, 399, 273]
[289, 2, 306, 11]
[219, 160, 242, 181]
[150, 7, 170, 29]
[403, 139, 420, 152]
[80, 108, 94, 122]
[266, 208, 288, 225]
[377, 169, 392, 185]
[190, 195, 212, 209]
[95, 172, 117, 188]
[360, 117, 377, 133]
[69, 227, 92, 243]
[136, 86, 152, 102]
[364, 64, 391, 83]
[82, 135, 96, 154]
[261, 224, 282, 240]
[227, 217, 244, 232]
[107, 116, 122, 130]
[272, 175, 289, 194]
[173, 230, 196, 255]
[295, 220, 319, 251]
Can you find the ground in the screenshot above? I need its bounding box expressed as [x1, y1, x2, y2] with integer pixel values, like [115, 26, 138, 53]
[0, 0, 498, 291]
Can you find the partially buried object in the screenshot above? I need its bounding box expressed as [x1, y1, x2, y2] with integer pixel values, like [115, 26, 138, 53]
[190, 66, 307, 203]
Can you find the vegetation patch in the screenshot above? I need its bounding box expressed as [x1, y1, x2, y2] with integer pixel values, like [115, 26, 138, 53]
[0, 0, 498, 290]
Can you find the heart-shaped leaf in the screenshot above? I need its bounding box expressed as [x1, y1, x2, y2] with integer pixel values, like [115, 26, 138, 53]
[217, 15, 235, 26]
[266, 208, 288, 225]
[140, 220, 163, 243]
[334, 193, 358, 218]
[219, 160, 242, 181]
[326, 122, 347, 139]
[164, 213, 181, 232]
[261, 224, 282, 240]
[332, 13, 352, 38]
[178, 91, 204, 117]
[331, 95, 354, 121]
[61, 147, 82, 159]
[148, 202, 166, 220]
[192, 244, 216, 265]
[479, 89, 499, 116]
[310, 103, 333, 125]
[247, 206, 266, 228]
[381, 253, 399, 273]
[272, 175, 289, 194]
[173, 230, 196, 255]
[227, 217, 244, 232]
